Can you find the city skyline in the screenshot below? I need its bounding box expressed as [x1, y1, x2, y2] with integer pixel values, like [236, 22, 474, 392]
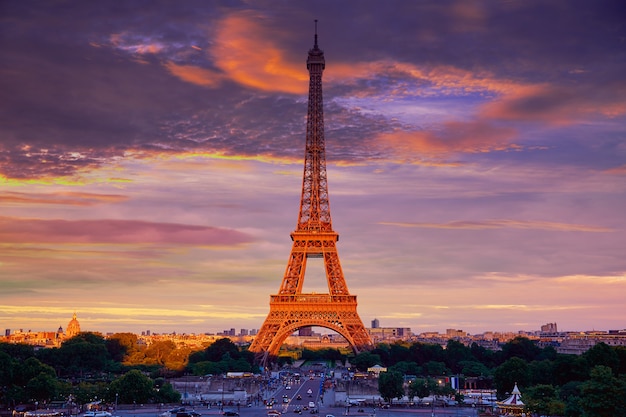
[1, 1, 625, 335]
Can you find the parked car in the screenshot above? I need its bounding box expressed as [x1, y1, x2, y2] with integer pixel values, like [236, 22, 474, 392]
[223, 411, 239, 417]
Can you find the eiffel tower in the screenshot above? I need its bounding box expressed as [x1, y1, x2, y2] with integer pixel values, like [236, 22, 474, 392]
[249, 22, 373, 365]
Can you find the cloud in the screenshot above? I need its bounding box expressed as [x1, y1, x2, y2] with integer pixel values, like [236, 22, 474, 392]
[163, 62, 223, 88]
[0, 191, 128, 206]
[380, 219, 613, 232]
[374, 120, 519, 157]
[209, 11, 308, 94]
[0, 216, 254, 246]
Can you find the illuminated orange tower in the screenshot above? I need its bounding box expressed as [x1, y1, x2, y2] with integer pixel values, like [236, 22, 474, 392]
[250, 22, 373, 365]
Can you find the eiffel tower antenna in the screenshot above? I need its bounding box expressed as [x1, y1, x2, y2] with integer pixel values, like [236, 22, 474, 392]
[249, 22, 373, 366]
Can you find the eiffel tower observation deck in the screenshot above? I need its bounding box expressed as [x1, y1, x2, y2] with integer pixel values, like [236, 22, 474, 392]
[249, 22, 373, 365]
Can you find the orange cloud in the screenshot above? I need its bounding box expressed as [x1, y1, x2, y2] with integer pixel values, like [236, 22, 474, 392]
[210, 12, 308, 94]
[163, 62, 223, 87]
[376, 120, 518, 157]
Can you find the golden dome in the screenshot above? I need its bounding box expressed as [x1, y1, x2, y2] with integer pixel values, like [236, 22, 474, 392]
[66, 312, 81, 337]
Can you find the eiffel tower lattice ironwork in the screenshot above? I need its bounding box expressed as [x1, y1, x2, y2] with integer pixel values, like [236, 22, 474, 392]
[249, 23, 373, 365]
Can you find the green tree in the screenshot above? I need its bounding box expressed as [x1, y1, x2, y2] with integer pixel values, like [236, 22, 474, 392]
[493, 357, 529, 398]
[523, 384, 564, 416]
[108, 370, 154, 404]
[26, 372, 59, 403]
[501, 337, 541, 362]
[388, 343, 410, 366]
[579, 365, 626, 417]
[444, 340, 473, 374]
[0, 350, 14, 387]
[106, 332, 138, 362]
[408, 342, 444, 365]
[458, 360, 490, 377]
[350, 351, 381, 371]
[408, 377, 435, 402]
[389, 361, 421, 376]
[553, 354, 589, 385]
[378, 371, 404, 404]
[424, 361, 447, 376]
[57, 332, 110, 375]
[583, 343, 619, 374]
[14, 357, 56, 386]
[205, 338, 240, 362]
[528, 359, 555, 385]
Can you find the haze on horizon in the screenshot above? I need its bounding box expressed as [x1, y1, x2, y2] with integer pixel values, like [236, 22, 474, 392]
[1, 1, 625, 336]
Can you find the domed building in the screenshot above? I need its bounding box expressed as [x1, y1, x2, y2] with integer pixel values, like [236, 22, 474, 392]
[66, 312, 81, 338]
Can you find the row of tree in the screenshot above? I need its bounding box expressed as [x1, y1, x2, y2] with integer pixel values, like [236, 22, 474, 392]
[2, 333, 625, 416]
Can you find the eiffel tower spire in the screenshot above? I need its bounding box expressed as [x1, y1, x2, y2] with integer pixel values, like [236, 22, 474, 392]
[250, 22, 372, 366]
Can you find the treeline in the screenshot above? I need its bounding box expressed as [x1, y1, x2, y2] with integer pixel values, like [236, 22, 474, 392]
[2, 333, 626, 416]
[348, 338, 626, 417]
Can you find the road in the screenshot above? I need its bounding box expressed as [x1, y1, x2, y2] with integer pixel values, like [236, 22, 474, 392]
[113, 377, 480, 417]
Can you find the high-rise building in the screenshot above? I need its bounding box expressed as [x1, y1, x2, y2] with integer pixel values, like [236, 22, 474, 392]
[371, 318, 380, 329]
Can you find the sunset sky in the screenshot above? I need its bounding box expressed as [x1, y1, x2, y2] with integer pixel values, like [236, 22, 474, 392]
[1, 1, 625, 336]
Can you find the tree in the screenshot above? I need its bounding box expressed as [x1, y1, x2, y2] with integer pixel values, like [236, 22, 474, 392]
[387, 343, 410, 366]
[378, 371, 404, 404]
[144, 340, 176, 366]
[57, 332, 110, 375]
[583, 342, 619, 374]
[522, 384, 565, 416]
[154, 379, 181, 403]
[444, 340, 473, 374]
[389, 361, 421, 376]
[107, 370, 154, 404]
[408, 377, 435, 402]
[493, 357, 529, 398]
[350, 351, 381, 372]
[14, 357, 56, 386]
[26, 372, 59, 403]
[205, 338, 240, 362]
[458, 360, 490, 377]
[579, 365, 626, 417]
[528, 359, 555, 385]
[423, 361, 447, 376]
[106, 333, 138, 362]
[501, 337, 541, 362]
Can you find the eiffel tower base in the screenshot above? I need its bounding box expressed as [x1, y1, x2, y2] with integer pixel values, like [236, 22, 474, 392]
[249, 293, 372, 366]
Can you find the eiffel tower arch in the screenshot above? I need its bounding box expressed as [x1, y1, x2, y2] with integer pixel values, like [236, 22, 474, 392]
[249, 22, 373, 365]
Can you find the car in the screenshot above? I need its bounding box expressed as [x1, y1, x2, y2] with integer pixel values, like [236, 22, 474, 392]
[267, 411, 281, 417]
[283, 398, 289, 404]
[176, 412, 200, 417]
[223, 411, 239, 417]
[296, 395, 302, 400]
[286, 386, 292, 390]
[308, 402, 315, 409]
[294, 409, 302, 415]
[309, 409, 318, 414]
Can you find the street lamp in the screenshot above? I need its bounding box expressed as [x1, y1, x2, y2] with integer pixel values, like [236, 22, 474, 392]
[115, 394, 118, 412]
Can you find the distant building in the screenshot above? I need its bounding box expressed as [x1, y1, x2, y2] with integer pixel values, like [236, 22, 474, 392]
[66, 312, 81, 338]
[541, 322, 558, 333]
[299, 327, 313, 336]
[446, 329, 467, 338]
[371, 318, 380, 329]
